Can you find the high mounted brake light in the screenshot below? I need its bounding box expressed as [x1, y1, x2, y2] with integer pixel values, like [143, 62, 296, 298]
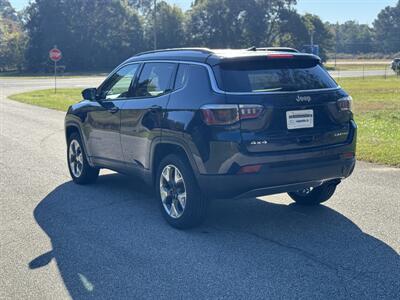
[267, 54, 294, 59]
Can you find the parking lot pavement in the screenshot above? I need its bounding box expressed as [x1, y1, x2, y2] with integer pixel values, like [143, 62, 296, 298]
[1, 78, 399, 299]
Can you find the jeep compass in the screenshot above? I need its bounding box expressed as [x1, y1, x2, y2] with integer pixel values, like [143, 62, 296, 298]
[65, 48, 357, 228]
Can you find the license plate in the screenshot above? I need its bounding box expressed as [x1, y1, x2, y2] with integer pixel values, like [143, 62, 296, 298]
[286, 110, 314, 130]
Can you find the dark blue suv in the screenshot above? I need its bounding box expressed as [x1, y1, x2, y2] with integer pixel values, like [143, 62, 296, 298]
[65, 48, 357, 228]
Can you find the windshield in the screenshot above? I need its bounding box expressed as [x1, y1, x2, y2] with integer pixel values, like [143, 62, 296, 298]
[213, 60, 338, 93]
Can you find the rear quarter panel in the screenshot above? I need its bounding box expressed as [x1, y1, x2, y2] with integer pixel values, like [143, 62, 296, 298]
[164, 64, 241, 174]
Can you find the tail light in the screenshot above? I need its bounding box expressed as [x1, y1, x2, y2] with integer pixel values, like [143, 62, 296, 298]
[200, 104, 239, 125]
[337, 96, 353, 112]
[239, 105, 264, 120]
[200, 104, 263, 126]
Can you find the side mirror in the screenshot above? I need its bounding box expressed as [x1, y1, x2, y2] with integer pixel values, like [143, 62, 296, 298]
[82, 88, 97, 101]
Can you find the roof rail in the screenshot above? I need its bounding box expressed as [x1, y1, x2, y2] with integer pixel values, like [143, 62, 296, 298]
[265, 47, 299, 53]
[136, 47, 214, 56]
[246, 46, 299, 53]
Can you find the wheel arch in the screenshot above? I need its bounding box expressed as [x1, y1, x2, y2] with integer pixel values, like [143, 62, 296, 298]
[65, 125, 80, 141]
[65, 121, 94, 167]
[150, 139, 200, 185]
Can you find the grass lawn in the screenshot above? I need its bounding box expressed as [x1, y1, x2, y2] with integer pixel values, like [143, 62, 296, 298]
[8, 88, 82, 111]
[337, 76, 400, 166]
[7, 76, 400, 166]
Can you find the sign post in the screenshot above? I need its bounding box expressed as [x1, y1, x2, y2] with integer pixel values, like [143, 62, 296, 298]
[49, 46, 62, 93]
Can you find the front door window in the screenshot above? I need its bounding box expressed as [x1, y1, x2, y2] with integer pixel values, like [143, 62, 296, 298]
[99, 64, 140, 100]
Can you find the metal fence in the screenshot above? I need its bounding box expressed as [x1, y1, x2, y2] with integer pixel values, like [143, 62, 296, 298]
[325, 60, 398, 80]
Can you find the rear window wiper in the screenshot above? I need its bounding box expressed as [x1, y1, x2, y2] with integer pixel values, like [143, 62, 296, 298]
[280, 87, 300, 92]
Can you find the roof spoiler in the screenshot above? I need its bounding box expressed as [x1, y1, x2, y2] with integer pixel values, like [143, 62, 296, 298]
[210, 53, 321, 66]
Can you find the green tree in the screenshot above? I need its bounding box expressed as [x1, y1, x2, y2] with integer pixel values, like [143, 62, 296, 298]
[0, 0, 18, 21]
[240, 0, 297, 46]
[277, 9, 308, 48]
[185, 0, 297, 48]
[373, 0, 400, 53]
[185, 0, 236, 48]
[128, 0, 153, 14]
[24, 0, 70, 71]
[24, 0, 144, 71]
[300, 14, 333, 61]
[326, 21, 375, 54]
[65, 0, 144, 70]
[0, 1, 26, 71]
[275, 11, 332, 61]
[145, 1, 185, 49]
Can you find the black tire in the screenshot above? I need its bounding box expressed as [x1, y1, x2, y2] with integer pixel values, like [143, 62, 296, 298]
[156, 154, 207, 229]
[67, 132, 99, 184]
[288, 182, 337, 206]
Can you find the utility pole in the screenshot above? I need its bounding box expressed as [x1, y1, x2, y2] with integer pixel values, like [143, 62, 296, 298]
[153, 0, 157, 50]
[310, 30, 314, 49]
[307, 27, 315, 55]
[335, 23, 339, 68]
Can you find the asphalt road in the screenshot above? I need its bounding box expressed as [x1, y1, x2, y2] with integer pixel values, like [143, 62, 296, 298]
[0, 77, 399, 299]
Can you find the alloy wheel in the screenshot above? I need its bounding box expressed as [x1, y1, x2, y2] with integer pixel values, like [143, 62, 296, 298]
[69, 139, 84, 178]
[159, 164, 187, 219]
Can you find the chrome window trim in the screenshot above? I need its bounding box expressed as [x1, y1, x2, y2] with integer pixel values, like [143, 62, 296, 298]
[117, 60, 341, 96]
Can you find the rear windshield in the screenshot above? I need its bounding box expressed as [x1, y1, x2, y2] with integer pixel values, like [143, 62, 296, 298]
[213, 60, 338, 93]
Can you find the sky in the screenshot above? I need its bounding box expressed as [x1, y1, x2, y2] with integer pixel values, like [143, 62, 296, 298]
[9, 0, 397, 25]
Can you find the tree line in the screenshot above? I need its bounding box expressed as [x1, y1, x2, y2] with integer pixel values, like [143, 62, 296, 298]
[0, 0, 399, 72]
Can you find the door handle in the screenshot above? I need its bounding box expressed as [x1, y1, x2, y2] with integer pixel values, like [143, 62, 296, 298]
[108, 106, 119, 114]
[150, 105, 162, 113]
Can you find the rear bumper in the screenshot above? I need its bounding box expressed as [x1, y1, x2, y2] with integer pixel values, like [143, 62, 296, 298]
[196, 120, 357, 198]
[197, 156, 355, 199]
[197, 121, 357, 198]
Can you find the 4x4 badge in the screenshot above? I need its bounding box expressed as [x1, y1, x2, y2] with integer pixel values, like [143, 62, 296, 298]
[296, 95, 311, 102]
[250, 140, 268, 145]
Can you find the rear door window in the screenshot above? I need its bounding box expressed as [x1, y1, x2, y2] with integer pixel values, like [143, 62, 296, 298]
[135, 63, 176, 97]
[213, 60, 337, 93]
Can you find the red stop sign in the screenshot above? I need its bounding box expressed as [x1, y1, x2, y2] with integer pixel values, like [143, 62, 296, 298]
[49, 47, 62, 62]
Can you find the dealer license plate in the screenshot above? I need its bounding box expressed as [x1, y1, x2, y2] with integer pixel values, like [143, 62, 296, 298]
[286, 110, 314, 130]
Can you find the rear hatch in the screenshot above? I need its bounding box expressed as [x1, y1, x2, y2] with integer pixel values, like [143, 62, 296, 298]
[212, 54, 353, 153]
